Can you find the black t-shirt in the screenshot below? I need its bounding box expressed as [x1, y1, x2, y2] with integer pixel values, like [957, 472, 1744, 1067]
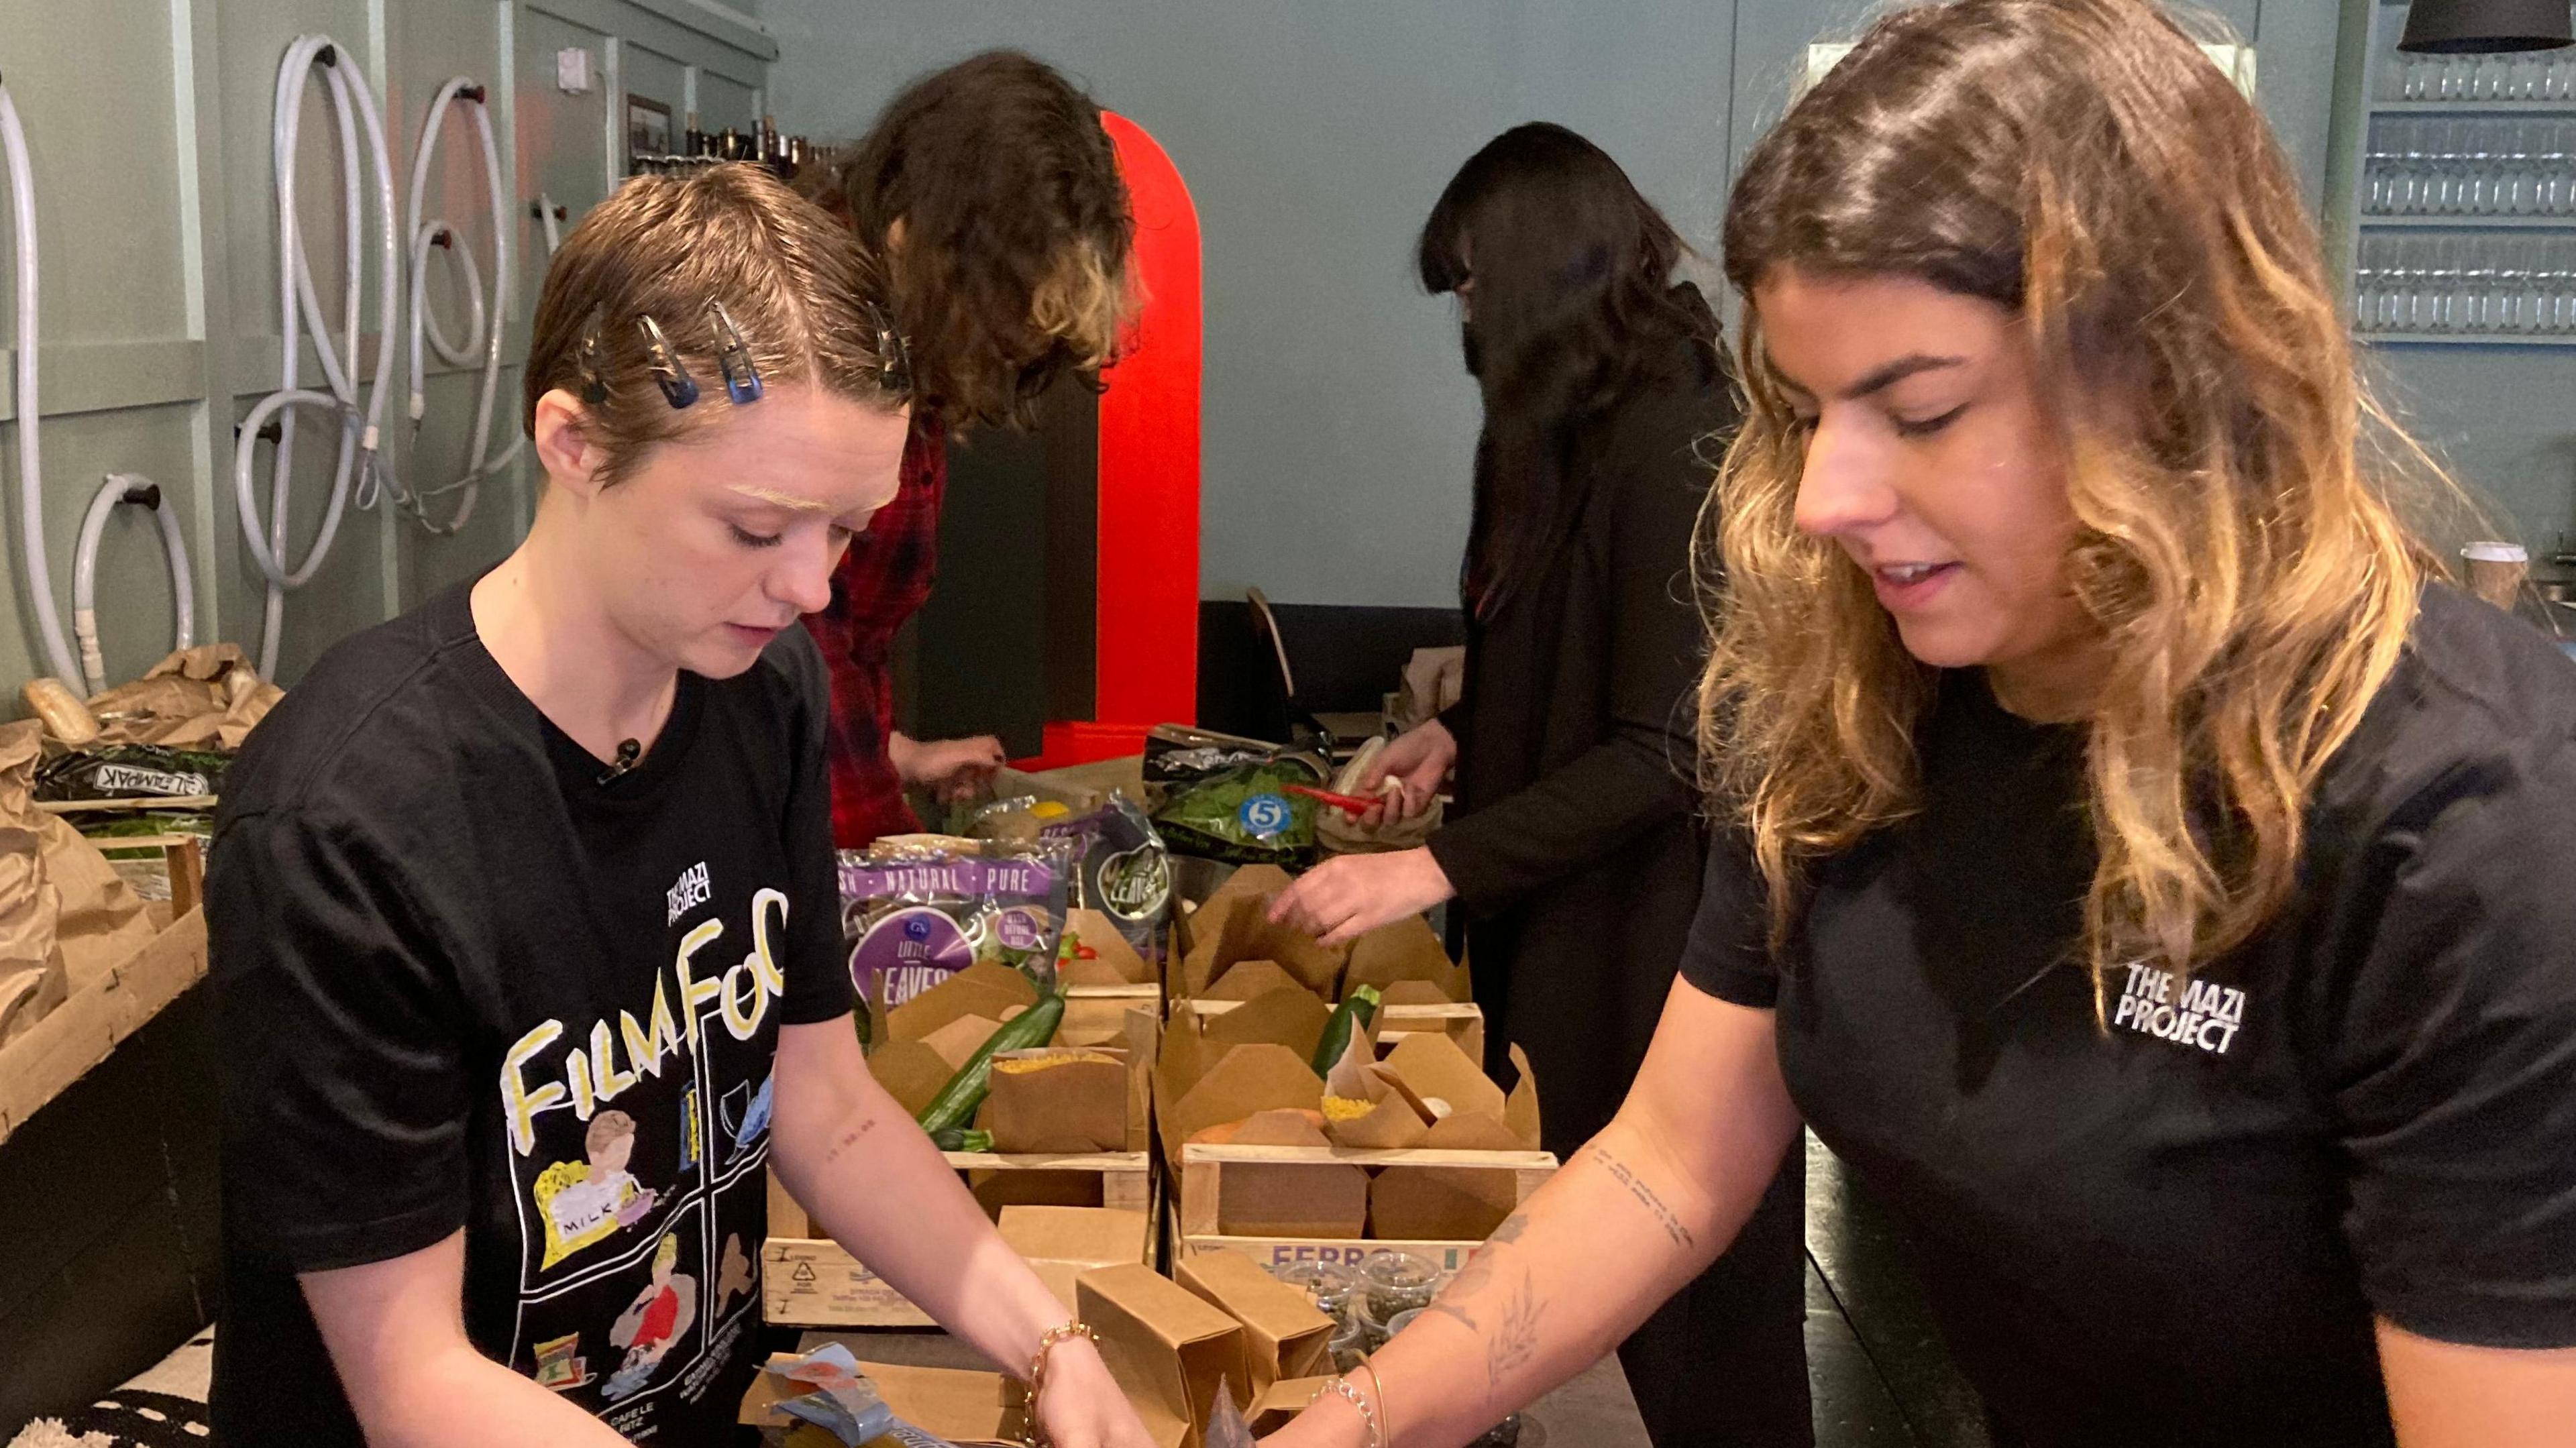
[1682, 586, 2576, 1447]
[207, 582, 853, 1445]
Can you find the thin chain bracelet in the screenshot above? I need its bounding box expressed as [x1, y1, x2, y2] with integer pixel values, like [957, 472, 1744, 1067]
[1312, 1374, 1387, 1448]
[1024, 1321, 1099, 1447]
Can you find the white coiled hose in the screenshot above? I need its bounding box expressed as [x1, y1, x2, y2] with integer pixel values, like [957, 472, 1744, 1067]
[0, 80, 78, 685]
[73, 475, 194, 696]
[402, 77, 514, 536]
[232, 35, 400, 678]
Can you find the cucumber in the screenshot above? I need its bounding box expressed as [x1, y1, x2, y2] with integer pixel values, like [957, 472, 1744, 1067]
[930, 1128, 995, 1154]
[916, 993, 1067, 1137]
[1310, 985, 1383, 1077]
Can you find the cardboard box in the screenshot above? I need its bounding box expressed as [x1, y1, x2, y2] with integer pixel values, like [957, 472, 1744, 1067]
[739, 1351, 1026, 1445]
[1174, 1248, 1335, 1396]
[0, 907, 206, 1144]
[1000, 1205, 1153, 1315]
[867, 966, 1159, 1157]
[764, 1152, 1157, 1329]
[1079, 1262, 1248, 1448]
[1249, 1377, 1336, 1435]
[1174, 868, 1470, 1006]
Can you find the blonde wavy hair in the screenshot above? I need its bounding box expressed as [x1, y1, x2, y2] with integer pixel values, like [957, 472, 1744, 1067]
[1705, 0, 2452, 993]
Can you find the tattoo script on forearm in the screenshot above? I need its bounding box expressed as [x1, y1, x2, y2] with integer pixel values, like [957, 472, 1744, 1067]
[819, 1114, 878, 1168]
[1582, 1142, 1695, 1248]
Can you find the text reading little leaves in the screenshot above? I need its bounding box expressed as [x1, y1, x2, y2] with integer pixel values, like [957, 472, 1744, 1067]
[2112, 963, 2246, 1056]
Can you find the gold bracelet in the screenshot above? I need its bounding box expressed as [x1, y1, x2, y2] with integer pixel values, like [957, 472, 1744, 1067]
[1024, 1321, 1099, 1448]
[1311, 1375, 1386, 1448]
[1361, 1361, 1393, 1447]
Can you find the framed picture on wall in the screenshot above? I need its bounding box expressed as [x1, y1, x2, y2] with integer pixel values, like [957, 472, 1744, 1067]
[626, 94, 673, 163]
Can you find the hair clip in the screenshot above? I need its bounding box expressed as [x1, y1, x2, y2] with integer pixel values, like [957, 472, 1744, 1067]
[577, 311, 609, 404]
[637, 315, 698, 409]
[861, 300, 912, 398]
[706, 300, 763, 404]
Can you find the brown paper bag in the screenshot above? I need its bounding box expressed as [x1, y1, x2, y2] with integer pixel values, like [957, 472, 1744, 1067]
[1175, 1250, 1335, 1396]
[1248, 1378, 1336, 1434]
[1080, 1262, 1248, 1448]
[84, 644, 283, 750]
[0, 721, 64, 1046]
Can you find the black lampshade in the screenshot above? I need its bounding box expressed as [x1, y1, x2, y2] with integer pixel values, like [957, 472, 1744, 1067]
[2399, 0, 2574, 53]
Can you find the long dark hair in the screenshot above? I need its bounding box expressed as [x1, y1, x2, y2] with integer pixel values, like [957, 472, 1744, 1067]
[1418, 123, 1719, 616]
[824, 51, 1133, 431]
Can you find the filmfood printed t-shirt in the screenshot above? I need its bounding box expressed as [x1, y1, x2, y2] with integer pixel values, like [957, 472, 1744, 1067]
[207, 584, 851, 1445]
[1682, 586, 2576, 1447]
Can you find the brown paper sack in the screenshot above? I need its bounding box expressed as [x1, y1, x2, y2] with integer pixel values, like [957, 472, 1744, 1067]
[0, 721, 64, 1046]
[83, 643, 284, 750]
[1080, 1262, 1248, 1448]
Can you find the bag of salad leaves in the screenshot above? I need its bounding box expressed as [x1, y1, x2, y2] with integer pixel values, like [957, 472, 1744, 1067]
[1142, 725, 1328, 868]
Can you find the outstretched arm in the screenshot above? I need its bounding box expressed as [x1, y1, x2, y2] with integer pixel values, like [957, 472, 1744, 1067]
[1265, 977, 1801, 1447]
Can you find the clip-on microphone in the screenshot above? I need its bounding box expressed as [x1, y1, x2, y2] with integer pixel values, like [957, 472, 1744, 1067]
[596, 738, 642, 785]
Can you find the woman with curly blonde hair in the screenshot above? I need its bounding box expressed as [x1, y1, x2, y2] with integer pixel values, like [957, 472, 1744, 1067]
[1261, 1, 2576, 1445]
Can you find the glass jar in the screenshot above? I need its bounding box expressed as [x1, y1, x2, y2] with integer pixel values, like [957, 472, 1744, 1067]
[1357, 1249, 1442, 1319]
[1271, 1260, 1358, 1324]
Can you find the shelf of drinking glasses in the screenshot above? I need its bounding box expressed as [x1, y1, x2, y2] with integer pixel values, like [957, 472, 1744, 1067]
[2359, 215, 2576, 229]
[2356, 331, 2576, 347]
[2372, 101, 2576, 114]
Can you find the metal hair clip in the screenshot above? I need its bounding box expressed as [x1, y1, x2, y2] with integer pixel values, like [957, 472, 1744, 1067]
[706, 300, 763, 404]
[637, 315, 699, 409]
[861, 300, 912, 398]
[577, 311, 610, 404]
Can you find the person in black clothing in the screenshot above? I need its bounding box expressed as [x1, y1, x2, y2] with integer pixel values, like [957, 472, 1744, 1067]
[1269, 123, 1810, 1447]
[1263, 3, 2576, 1447]
[205, 165, 1153, 1448]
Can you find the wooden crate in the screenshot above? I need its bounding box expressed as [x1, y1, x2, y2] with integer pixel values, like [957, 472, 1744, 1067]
[0, 907, 207, 1142]
[763, 1150, 1157, 1328]
[1060, 982, 1162, 1052]
[1170, 1141, 1556, 1275]
[1175, 996, 1483, 1052]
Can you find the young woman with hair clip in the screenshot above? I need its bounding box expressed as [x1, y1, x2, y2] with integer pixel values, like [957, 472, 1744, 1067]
[206, 165, 1155, 1448]
[800, 50, 1132, 845]
[1267, 123, 1809, 1447]
[1263, 2, 2576, 1445]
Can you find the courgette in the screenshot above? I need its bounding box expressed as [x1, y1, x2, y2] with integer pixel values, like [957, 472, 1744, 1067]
[916, 993, 1067, 1137]
[930, 1128, 995, 1153]
[1310, 985, 1382, 1077]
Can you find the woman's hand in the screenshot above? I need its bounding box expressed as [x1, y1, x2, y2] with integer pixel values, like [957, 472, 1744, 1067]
[1358, 720, 1458, 823]
[890, 731, 1008, 803]
[1031, 1336, 1161, 1448]
[1269, 847, 1456, 947]
[1256, 1389, 1373, 1448]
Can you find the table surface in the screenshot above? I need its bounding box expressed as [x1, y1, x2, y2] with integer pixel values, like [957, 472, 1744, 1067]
[797, 1329, 1652, 1447]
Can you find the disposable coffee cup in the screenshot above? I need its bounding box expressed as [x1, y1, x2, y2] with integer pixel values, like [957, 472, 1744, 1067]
[2463, 541, 2528, 609]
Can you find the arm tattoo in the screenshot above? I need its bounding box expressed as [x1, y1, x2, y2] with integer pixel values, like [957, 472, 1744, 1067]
[820, 1115, 878, 1167]
[1420, 1210, 1533, 1334]
[1585, 1144, 1694, 1248]
[1484, 1270, 1544, 1394]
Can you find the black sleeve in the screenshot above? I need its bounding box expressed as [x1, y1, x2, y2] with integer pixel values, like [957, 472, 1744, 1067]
[1426, 412, 1714, 911]
[2328, 739, 2576, 1349]
[209, 810, 472, 1273]
[771, 624, 855, 1026]
[1676, 834, 1780, 1009]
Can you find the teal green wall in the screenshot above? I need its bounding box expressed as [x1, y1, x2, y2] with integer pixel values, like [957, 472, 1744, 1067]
[764, 0, 2361, 610]
[0, 0, 771, 702]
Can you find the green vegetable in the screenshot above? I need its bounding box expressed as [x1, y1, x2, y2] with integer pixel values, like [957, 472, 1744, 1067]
[930, 1128, 995, 1154]
[916, 993, 1067, 1137]
[1311, 985, 1383, 1077]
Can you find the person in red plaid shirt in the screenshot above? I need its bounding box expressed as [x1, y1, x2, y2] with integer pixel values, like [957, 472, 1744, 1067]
[800, 52, 1134, 846]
